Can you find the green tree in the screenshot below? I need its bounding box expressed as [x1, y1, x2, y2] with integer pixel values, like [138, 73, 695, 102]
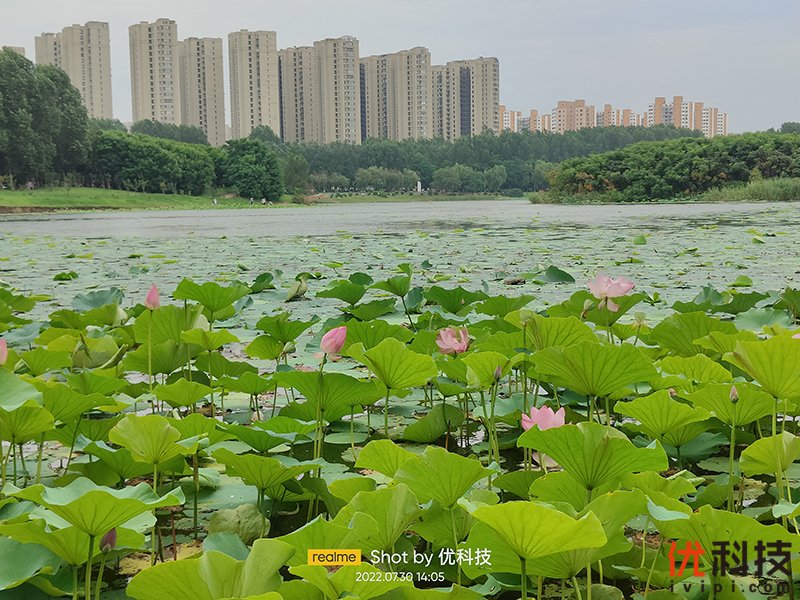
[131, 120, 209, 145]
[780, 122, 800, 134]
[0, 49, 89, 184]
[224, 139, 283, 200]
[282, 153, 310, 194]
[90, 118, 127, 133]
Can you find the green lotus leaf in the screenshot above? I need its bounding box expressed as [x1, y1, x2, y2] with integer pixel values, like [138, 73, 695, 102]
[521, 490, 646, 579]
[0, 533, 61, 589]
[109, 414, 197, 466]
[475, 295, 535, 317]
[463, 501, 607, 574]
[73, 288, 123, 310]
[127, 538, 293, 600]
[34, 382, 106, 424]
[291, 564, 411, 600]
[180, 328, 239, 351]
[345, 299, 397, 321]
[355, 439, 415, 477]
[653, 504, 800, 574]
[333, 483, 421, 554]
[548, 291, 645, 326]
[740, 431, 800, 476]
[519, 422, 668, 499]
[493, 470, 542, 500]
[81, 440, 156, 482]
[19, 348, 71, 376]
[621, 471, 696, 499]
[352, 338, 438, 391]
[194, 352, 258, 379]
[462, 351, 522, 389]
[532, 342, 657, 398]
[255, 312, 318, 344]
[340, 319, 413, 352]
[724, 336, 800, 399]
[121, 339, 192, 376]
[154, 378, 212, 408]
[616, 390, 710, 447]
[0, 519, 143, 565]
[413, 502, 473, 548]
[505, 311, 597, 351]
[301, 475, 376, 517]
[394, 446, 490, 508]
[214, 448, 314, 496]
[168, 413, 228, 445]
[71, 334, 120, 369]
[278, 516, 365, 567]
[254, 416, 317, 443]
[687, 382, 774, 427]
[371, 273, 412, 298]
[423, 286, 488, 315]
[277, 371, 384, 419]
[529, 471, 616, 511]
[316, 280, 367, 306]
[650, 312, 737, 357]
[218, 422, 288, 454]
[245, 335, 285, 361]
[734, 307, 792, 331]
[0, 371, 42, 411]
[657, 355, 732, 390]
[133, 304, 208, 345]
[0, 402, 55, 444]
[403, 403, 464, 443]
[219, 372, 274, 396]
[64, 371, 128, 395]
[7, 478, 184, 537]
[173, 279, 251, 320]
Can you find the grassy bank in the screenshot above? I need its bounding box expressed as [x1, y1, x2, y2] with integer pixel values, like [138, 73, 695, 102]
[0, 188, 526, 212]
[0, 188, 256, 211]
[529, 177, 800, 204]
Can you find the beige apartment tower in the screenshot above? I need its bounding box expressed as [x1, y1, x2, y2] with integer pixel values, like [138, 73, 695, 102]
[431, 58, 499, 141]
[35, 22, 113, 119]
[314, 36, 361, 144]
[129, 19, 181, 124]
[179, 37, 226, 146]
[228, 30, 280, 140]
[278, 46, 318, 143]
[551, 100, 595, 133]
[360, 47, 432, 141]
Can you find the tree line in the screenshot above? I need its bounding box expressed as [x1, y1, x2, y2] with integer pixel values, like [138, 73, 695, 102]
[4, 47, 799, 201]
[548, 132, 800, 202]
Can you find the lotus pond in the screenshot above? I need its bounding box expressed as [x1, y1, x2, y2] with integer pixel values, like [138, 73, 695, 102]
[2, 200, 800, 600]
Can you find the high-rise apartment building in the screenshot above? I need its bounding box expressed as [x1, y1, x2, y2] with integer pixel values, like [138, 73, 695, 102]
[646, 96, 728, 137]
[430, 58, 499, 141]
[35, 22, 113, 119]
[499, 104, 522, 132]
[34, 33, 61, 67]
[360, 47, 432, 141]
[551, 99, 595, 133]
[228, 30, 280, 140]
[3, 46, 26, 57]
[178, 37, 226, 146]
[528, 109, 551, 133]
[597, 104, 641, 127]
[129, 19, 181, 124]
[278, 46, 318, 143]
[313, 36, 361, 144]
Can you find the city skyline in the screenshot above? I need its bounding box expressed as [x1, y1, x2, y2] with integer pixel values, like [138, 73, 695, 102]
[4, 0, 797, 133]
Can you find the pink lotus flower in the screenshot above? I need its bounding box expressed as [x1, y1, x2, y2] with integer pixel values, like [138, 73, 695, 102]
[0, 339, 7, 366]
[100, 528, 116, 553]
[320, 325, 347, 355]
[587, 275, 635, 312]
[521, 405, 566, 431]
[730, 385, 738, 403]
[144, 284, 160, 310]
[793, 333, 800, 339]
[436, 327, 469, 355]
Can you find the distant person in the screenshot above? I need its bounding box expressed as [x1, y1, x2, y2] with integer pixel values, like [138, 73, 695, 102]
[261, 198, 266, 205]
[249, 197, 254, 206]
[212, 198, 218, 206]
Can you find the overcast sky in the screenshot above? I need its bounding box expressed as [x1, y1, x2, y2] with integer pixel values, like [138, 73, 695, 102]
[3, 0, 798, 132]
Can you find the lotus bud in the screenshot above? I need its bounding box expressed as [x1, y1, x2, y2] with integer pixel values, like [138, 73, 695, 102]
[144, 284, 160, 310]
[730, 385, 739, 404]
[0, 339, 7, 366]
[320, 326, 347, 355]
[493, 366, 503, 382]
[282, 341, 296, 355]
[100, 528, 116, 553]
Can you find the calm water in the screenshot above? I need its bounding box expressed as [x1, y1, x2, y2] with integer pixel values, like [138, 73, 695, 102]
[0, 200, 794, 238]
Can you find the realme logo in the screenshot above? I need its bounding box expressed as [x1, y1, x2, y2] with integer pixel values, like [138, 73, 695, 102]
[308, 549, 362, 566]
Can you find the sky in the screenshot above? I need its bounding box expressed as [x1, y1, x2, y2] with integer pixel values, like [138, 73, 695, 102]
[2, 0, 799, 133]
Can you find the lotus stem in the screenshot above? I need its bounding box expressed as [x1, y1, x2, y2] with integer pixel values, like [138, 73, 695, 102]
[151, 464, 158, 565]
[95, 553, 108, 600]
[148, 315, 154, 413]
[644, 537, 664, 596]
[587, 563, 592, 600]
[85, 534, 95, 599]
[450, 507, 461, 586]
[192, 453, 200, 540]
[400, 296, 416, 331]
[571, 575, 584, 600]
[728, 425, 737, 512]
[35, 433, 45, 484]
[72, 564, 79, 600]
[350, 406, 356, 455]
[520, 556, 527, 600]
[537, 576, 543, 600]
[384, 388, 391, 439]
